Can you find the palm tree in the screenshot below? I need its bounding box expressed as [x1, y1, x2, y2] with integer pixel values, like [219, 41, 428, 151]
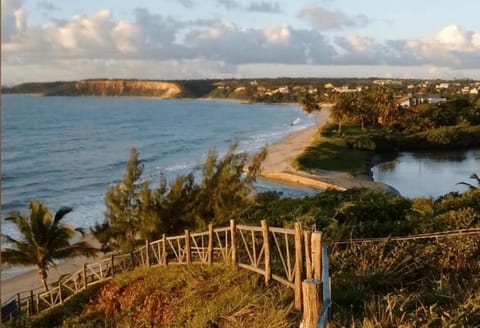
[1, 201, 99, 291]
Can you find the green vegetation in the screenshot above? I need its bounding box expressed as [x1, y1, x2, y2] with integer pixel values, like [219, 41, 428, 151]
[7, 187, 480, 327]
[93, 144, 266, 253]
[21, 265, 297, 328]
[296, 123, 371, 174]
[1, 201, 98, 291]
[243, 188, 480, 326]
[297, 92, 480, 174]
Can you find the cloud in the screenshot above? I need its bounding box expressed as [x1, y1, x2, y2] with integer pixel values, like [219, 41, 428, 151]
[298, 4, 369, 30]
[2, 0, 28, 42]
[246, 1, 281, 13]
[3, 2, 480, 83]
[216, 0, 241, 10]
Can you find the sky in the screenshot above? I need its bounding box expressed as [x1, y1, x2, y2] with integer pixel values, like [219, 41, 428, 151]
[2, 0, 480, 85]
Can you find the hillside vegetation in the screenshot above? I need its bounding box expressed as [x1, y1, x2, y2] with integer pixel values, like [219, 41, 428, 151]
[16, 265, 297, 328]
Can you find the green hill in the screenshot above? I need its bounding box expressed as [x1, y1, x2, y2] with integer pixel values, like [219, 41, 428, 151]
[18, 265, 298, 328]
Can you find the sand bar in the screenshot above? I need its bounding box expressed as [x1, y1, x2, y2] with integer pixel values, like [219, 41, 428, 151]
[259, 105, 394, 193]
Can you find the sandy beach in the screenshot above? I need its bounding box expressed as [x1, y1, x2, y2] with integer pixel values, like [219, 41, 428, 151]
[259, 105, 393, 193]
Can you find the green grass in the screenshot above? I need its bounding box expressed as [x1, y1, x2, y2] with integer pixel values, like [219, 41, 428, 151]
[295, 123, 371, 174]
[22, 265, 298, 328]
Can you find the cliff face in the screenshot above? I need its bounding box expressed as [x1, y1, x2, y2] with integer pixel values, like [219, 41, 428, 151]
[73, 80, 182, 98]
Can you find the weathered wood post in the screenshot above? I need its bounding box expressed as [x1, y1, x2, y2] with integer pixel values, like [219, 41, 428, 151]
[30, 290, 34, 315]
[145, 240, 150, 268]
[111, 254, 115, 278]
[302, 279, 322, 328]
[162, 234, 167, 265]
[304, 231, 312, 279]
[36, 293, 40, 313]
[83, 263, 88, 290]
[230, 219, 237, 265]
[208, 224, 214, 265]
[16, 293, 21, 315]
[294, 222, 304, 310]
[311, 232, 322, 280]
[261, 220, 271, 284]
[185, 230, 191, 264]
[59, 283, 63, 305]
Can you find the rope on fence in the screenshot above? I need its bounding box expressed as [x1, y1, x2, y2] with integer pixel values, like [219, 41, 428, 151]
[334, 227, 480, 245]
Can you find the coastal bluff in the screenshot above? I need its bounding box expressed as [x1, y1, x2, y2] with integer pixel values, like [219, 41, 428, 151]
[3, 79, 218, 98]
[73, 79, 181, 97]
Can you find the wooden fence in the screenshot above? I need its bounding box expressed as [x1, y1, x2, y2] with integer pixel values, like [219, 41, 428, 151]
[1, 220, 331, 327]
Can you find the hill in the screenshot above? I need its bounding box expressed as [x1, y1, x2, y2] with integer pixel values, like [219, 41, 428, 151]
[16, 265, 298, 328]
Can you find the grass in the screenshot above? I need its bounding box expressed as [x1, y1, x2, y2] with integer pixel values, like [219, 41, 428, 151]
[21, 264, 298, 328]
[295, 123, 371, 174]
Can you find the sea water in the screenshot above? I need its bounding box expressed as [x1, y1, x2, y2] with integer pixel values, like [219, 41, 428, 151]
[2, 95, 317, 237]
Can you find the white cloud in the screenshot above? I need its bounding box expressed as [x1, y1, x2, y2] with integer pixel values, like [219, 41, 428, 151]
[262, 25, 290, 44]
[346, 34, 374, 52]
[3, 2, 480, 83]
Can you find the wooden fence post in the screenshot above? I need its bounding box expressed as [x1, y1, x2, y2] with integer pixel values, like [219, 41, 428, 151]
[36, 293, 39, 313]
[16, 293, 21, 315]
[162, 234, 167, 265]
[30, 290, 34, 315]
[302, 279, 322, 328]
[145, 240, 150, 268]
[59, 283, 63, 305]
[83, 263, 88, 290]
[208, 224, 214, 265]
[294, 222, 304, 311]
[230, 220, 237, 265]
[261, 220, 271, 284]
[312, 232, 322, 280]
[304, 231, 312, 279]
[111, 254, 115, 278]
[185, 230, 191, 264]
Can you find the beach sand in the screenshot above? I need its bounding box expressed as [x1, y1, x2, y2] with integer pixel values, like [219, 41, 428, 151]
[259, 105, 394, 192]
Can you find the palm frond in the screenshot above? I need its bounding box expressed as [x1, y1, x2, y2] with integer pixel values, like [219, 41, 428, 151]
[1, 248, 35, 266]
[456, 182, 478, 190]
[52, 242, 99, 260]
[53, 207, 73, 224]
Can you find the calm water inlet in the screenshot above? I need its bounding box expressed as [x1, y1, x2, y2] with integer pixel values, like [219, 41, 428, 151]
[372, 150, 480, 198]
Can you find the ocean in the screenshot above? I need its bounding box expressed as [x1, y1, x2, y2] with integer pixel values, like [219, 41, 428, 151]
[2, 95, 317, 237]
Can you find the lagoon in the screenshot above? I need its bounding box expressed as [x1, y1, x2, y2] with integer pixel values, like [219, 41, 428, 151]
[372, 150, 480, 198]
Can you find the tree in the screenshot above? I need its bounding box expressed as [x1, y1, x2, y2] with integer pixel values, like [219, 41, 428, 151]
[298, 89, 321, 113]
[1, 201, 98, 291]
[93, 147, 146, 252]
[374, 86, 398, 125]
[194, 143, 267, 228]
[331, 92, 356, 134]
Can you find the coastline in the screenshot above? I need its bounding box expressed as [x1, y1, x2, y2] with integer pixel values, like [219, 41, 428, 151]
[259, 105, 395, 193]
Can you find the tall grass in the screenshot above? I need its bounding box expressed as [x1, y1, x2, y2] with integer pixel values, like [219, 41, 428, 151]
[26, 264, 298, 328]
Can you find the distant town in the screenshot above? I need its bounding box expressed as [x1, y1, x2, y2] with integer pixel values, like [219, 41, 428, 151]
[4, 78, 480, 107]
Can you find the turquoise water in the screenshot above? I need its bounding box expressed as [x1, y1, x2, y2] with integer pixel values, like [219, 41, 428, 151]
[2, 95, 317, 236]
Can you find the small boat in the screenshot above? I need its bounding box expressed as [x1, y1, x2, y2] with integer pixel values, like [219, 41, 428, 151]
[291, 117, 301, 126]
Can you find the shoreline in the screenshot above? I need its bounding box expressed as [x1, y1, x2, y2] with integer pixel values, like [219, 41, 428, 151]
[259, 106, 395, 193]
